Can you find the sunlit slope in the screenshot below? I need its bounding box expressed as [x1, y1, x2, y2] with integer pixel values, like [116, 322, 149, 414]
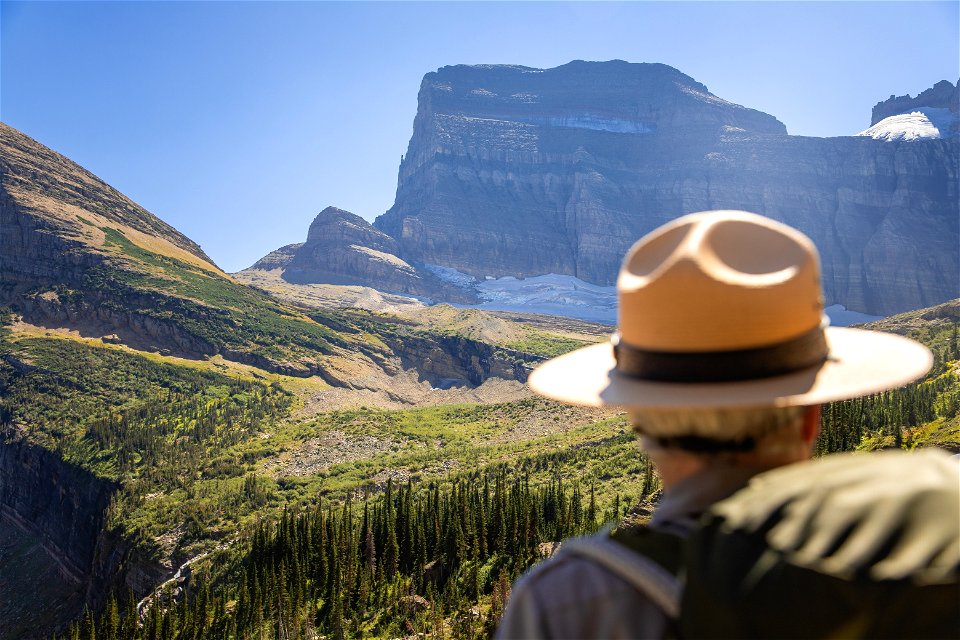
[0, 123, 388, 374]
[818, 299, 960, 452]
[0, 123, 213, 266]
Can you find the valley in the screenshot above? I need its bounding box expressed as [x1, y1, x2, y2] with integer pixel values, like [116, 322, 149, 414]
[0, 59, 958, 639]
[2, 291, 958, 638]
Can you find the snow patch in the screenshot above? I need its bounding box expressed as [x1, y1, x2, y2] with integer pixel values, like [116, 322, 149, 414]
[422, 263, 478, 288]
[823, 304, 882, 327]
[516, 115, 654, 134]
[472, 274, 618, 323]
[424, 267, 883, 328]
[856, 108, 958, 141]
[510, 92, 539, 103]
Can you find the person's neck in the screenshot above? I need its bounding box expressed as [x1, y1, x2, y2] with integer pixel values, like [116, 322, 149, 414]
[652, 447, 811, 491]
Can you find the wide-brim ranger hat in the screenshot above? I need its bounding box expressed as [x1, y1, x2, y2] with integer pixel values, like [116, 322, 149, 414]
[529, 211, 932, 410]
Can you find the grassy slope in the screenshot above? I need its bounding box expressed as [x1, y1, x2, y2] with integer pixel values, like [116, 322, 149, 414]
[4, 299, 957, 561]
[857, 299, 960, 451]
[1, 123, 388, 375]
[0, 310, 640, 561]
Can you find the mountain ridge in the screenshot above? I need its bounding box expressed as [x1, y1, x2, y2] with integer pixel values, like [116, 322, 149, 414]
[0, 123, 215, 271]
[369, 63, 959, 316]
[245, 63, 958, 317]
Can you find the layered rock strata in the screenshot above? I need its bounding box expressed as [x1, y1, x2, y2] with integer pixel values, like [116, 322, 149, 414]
[374, 62, 959, 316]
[0, 437, 164, 637]
[243, 206, 478, 303]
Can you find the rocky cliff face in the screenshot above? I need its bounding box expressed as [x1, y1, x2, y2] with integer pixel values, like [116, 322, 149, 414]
[284, 207, 415, 287]
[382, 332, 536, 388]
[374, 63, 959, 316]
[0, 436, 163, 637]
[242, 206, 478, 303]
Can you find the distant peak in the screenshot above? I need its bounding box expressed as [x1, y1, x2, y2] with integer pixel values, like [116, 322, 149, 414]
[309, 206, 375, 230]
[871, 79, 959, 126]
[418, 59, 784, 135]
[316, 205, 360, 219]
[306, 206, 394, 248]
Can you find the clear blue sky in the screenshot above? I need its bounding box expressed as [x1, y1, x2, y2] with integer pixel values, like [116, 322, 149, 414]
[2, 1, 957, 272]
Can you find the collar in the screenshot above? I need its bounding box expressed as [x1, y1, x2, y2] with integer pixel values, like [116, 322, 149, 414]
[651, 463, 771, 531]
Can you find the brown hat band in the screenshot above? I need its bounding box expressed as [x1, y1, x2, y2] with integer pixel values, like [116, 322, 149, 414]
[612, 326, 829, 383]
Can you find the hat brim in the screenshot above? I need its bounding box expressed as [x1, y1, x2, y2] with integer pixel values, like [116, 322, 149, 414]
[528, 327, 932, 409]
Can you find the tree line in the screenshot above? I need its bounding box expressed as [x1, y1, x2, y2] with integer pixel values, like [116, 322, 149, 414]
[66, 465, 639, 639]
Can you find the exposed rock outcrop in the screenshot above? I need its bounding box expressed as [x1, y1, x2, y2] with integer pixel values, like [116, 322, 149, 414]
[382, 332, 537, 388]
[373, 63, 959, 316]
[0, 436, 164, 637]
[871, 79, 959, 125]
[284, 207, 414, 286]
[242, 206, 479, 303]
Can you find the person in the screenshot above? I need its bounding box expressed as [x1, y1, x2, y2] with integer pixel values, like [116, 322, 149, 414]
[496, 210, 957, 639]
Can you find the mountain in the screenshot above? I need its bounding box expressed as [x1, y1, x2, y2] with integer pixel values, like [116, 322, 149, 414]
[1, 122, 213, 297]
[857, 79, 959, 142]
[0, 123, 395, 376]
[364, 62, 958, 316]
[0, 123, 561, 636]
[868, 79, 960, 129]
[240, 206, 478, 303]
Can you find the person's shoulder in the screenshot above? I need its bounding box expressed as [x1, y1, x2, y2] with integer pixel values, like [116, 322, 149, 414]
[513, 535, 671, 612]
[513, 544, 642, 606]
[498, 537, 672, 639]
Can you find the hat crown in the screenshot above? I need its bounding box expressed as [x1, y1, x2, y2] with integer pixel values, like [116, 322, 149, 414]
[617, 211, 824, 352]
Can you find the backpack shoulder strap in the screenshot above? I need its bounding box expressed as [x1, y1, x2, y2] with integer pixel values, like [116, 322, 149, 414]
[560, 529, 683, 618]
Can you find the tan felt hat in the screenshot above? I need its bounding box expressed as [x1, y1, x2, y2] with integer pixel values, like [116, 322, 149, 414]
[529, 211, 932, 409]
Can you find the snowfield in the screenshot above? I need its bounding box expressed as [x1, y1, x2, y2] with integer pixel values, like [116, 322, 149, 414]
[856, 107, 958, 141]
[424, 266, 879, 327]
[473, 273, 618, 323]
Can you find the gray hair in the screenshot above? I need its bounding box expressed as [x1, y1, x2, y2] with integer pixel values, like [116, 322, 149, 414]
[630, 405, 808, 453]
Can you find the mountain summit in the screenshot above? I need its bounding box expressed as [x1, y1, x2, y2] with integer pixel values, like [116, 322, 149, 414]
[243, 206, 478, 302]
[0, 124, 380, 374]
[857, 79, 959, 141]
[369, 63, 957, 315]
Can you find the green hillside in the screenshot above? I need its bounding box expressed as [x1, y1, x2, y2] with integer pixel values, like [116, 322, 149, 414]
[0, 123, 394, 376]
[817, 299, 960, 454]
[3, 299, 955, 639]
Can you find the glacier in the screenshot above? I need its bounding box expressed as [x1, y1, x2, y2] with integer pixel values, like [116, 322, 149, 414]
[424, 266, 879, 327]
[856, 107, 958, 141]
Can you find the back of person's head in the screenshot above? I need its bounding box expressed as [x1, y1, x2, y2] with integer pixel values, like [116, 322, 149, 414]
[527, 211, 931, 448]
[633, 404, 805, 449]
